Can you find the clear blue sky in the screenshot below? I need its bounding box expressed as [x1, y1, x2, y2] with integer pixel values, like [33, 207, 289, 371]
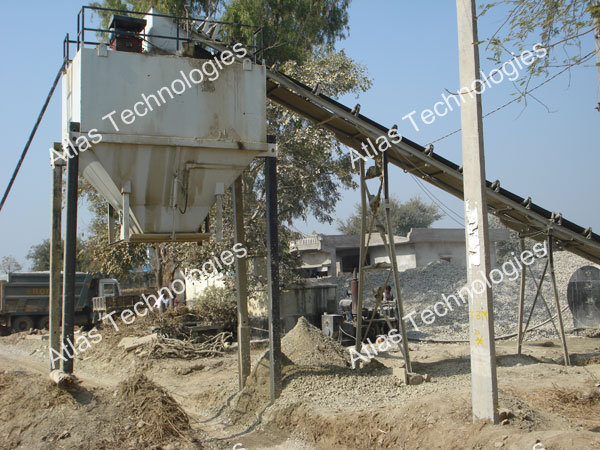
[1, 1, 598, 269]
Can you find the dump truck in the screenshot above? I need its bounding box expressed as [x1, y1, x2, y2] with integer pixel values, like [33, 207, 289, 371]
[0, 272, 121, 332]
[92, 291, 149, 322]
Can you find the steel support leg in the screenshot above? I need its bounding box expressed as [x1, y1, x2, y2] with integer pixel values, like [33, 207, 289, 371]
[520, 258, 549, 343]
[265, 157, 281, 403]
[516, 236, 526, 355]
[61, 150, 78, 374]
[383, 152, 411, 381]
[49, 148, 64, 371]
[233, 176, 251, 390]
[355, 159, 367, 352]
[548, 230, 570, 366]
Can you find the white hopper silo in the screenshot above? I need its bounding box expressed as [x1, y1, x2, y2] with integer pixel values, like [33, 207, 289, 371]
[61, 19, 269, 242]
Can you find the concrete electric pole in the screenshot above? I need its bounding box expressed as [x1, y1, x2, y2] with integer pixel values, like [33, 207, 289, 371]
[456, 0, 499, 423]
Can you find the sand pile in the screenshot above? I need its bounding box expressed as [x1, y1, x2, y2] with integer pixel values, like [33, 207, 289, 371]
[229, 317, 350, 425]
[281, 317, 349, 368]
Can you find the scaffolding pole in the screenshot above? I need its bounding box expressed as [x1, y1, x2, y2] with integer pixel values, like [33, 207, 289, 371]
[382, 152, 411, 381]
[548, 229, 570, 366]
[355, 159, 367, 352]
[516, 236, 526, 355]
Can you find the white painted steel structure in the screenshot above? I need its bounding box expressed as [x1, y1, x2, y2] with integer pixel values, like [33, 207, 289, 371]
[62, 46, 268, 240]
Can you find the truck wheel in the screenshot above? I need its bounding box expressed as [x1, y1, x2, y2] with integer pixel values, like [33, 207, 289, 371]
[12, 316, 34, 332]
[37, 316, 50, 330]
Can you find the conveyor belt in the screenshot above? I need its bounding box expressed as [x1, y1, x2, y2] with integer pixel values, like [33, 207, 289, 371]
[192, 33, 600, 265]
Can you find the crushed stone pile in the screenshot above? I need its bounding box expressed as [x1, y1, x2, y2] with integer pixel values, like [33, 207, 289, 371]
[281, 317, 349, 368]
[228, 317, 352, 426]
[331, 251, 599, 342]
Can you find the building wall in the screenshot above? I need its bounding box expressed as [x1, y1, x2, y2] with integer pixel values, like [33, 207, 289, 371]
[413, 241, 468, 268]
[368, 244, 417, 271]
[248, 283, 338, 333]
[184, 273, 225, 303]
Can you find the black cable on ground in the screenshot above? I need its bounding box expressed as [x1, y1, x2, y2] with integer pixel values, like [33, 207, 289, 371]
[0, 61, 66, 213]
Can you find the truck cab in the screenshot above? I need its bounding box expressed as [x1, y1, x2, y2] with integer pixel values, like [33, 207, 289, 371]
[98, 278, 121, 297]
[0, 272, 122, 332]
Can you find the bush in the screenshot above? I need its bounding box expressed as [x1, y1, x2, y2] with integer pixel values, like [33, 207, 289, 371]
[194, 286, 238, 332]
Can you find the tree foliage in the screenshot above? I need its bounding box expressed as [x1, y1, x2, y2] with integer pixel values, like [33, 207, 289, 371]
[480, 1, 600, 87]
[0, 256, 22, 274]
[337, 196, 444, 237]
[86, 0, 365, 291]
[26, 238, 93, 272]
[223, 0, 350, 64]
[90, 0, 224, 29]
[79, 179, 149, 280]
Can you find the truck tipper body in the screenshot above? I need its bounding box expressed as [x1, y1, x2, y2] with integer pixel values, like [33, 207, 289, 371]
[0, 272, 120, 331]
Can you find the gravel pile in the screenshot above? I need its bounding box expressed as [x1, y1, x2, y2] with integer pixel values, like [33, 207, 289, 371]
[282, 317, 349, 368]
[330, 251, 599, 342]
[228, 318, 349, 426]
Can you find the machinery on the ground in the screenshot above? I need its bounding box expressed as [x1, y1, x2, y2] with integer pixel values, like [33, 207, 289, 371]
[567, 266, 600, 328]
[322, 269, 399, 345]
[0, 272, 120, 331]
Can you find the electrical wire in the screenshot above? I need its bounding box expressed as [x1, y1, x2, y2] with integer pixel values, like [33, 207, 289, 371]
[429, 48, 599, 146]
[411, 175, 465, 226]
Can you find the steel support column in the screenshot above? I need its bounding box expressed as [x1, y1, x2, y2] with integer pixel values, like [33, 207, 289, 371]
[548, 230, 570, 366]
[61, 149, 78, 374]
[49, 146, 64, 371]
[516, 236, 526, 355]
[233, 176, 251, 389]
[355, 159, 367, 352]
[382, 152, 411, 381]
[265, 157, 281, 403]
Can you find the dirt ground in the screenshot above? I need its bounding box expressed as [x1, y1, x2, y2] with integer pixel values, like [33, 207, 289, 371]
[1, 319, 599, 450]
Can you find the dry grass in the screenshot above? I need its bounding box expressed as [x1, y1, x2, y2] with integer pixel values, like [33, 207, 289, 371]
[526, 384, 600, 425]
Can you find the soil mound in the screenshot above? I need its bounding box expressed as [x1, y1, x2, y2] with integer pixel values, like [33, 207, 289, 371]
[229, 350, 295, 424]
[117, 373, 191, 443]
[281, 317, 349, 368]
[0, 370, 201, 449]
[227, 317, 351, 426]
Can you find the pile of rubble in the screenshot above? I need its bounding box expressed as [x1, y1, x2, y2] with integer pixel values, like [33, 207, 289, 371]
[332, 251, 598, 341]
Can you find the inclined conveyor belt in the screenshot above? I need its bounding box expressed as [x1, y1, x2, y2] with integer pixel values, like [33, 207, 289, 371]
[191, 33, 600, 266]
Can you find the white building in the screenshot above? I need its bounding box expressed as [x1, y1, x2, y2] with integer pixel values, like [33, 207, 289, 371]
[291, 228, 510, 277]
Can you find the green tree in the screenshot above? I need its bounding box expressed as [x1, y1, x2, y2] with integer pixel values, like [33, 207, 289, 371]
[26, 238, 95, 272]
[92, 0, 350, 65]
[90, 0, 224, 29]
[26, 240, 51, 271]
[87, 0, 365, 290]
[0, 255, 22, 273]
[480, 1, 600, 92]
[79, 179, 150, 280]
[223, 0, 350, 64]
[337, 196, 444, 237]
